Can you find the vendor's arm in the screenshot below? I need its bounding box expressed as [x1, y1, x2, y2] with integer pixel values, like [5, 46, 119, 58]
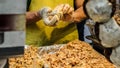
[72, 0, 87, 22]
[62, 0, 87, 22]
[72, 6, 87, 22]
[26, 11, 42, 24]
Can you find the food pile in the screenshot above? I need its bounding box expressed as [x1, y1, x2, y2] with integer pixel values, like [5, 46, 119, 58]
[9, 46, 43, 68]
[9, 40, 115, 68]
[42, 40, 115, 68]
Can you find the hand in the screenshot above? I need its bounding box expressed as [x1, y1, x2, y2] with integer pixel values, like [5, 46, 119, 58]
[61, 4, 74, 14]
[62, 4, 74, 22]
[39, 7, 59, 26]
[39, 7, 52, 18]
[53, 4, 74, 14]
[53, 4, 74, 22]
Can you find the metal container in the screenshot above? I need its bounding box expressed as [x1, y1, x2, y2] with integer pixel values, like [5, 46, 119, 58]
[0, 0, 26, 58]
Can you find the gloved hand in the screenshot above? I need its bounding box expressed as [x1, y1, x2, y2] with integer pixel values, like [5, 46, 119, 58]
[38, 7, 59, 26]
[50, 4, 74, 22]
[61, 4, 74, 22]
[85, 0, 113, 23]
[38, 4, 74, 26]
